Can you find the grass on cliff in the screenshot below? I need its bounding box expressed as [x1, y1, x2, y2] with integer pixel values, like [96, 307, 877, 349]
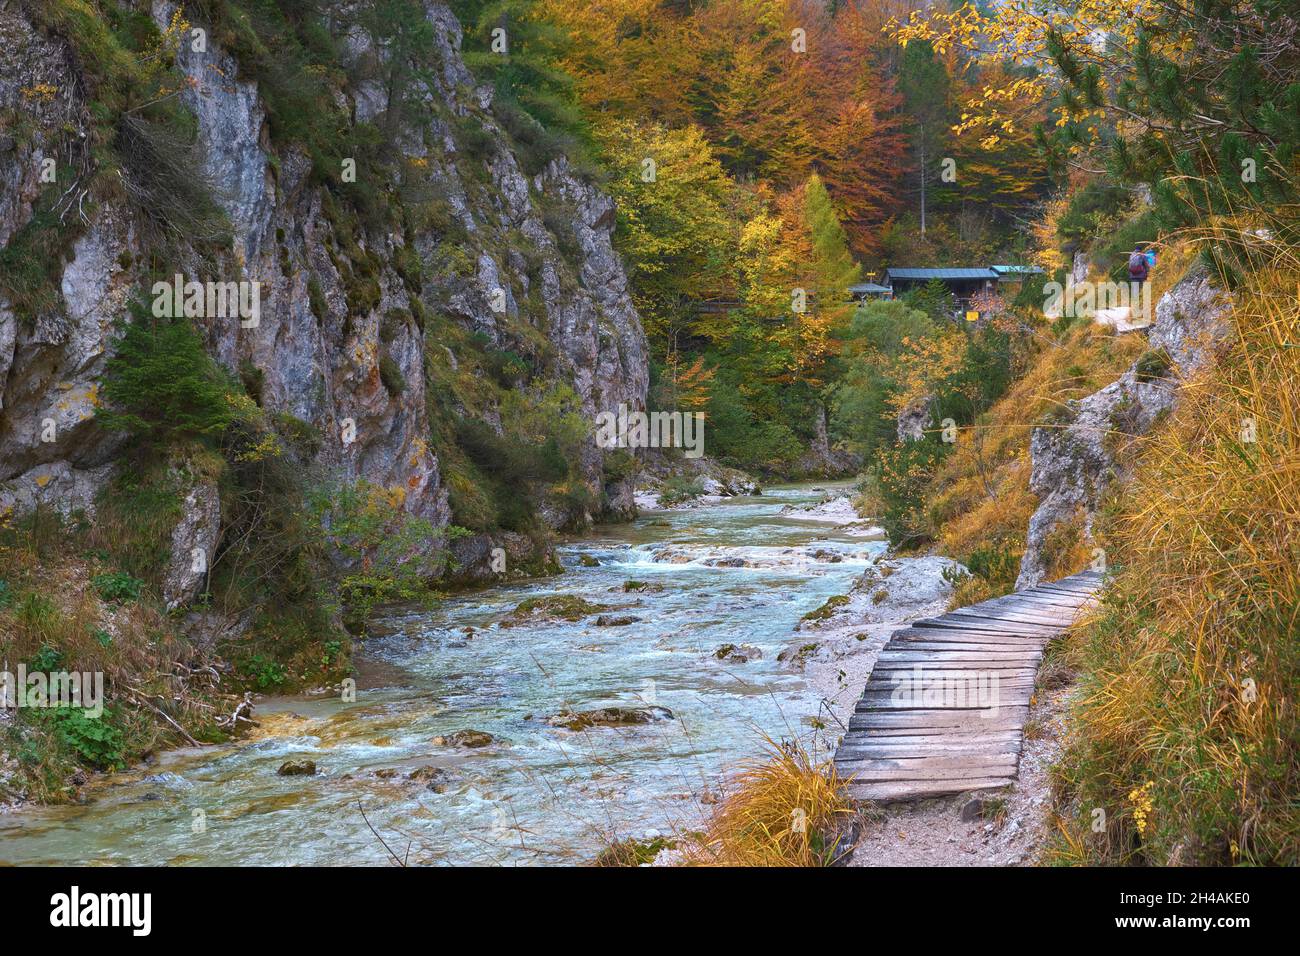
[1049, 224, 1300, 865]
[920, 242, 1199, 606]
[0, 509, 231, 803]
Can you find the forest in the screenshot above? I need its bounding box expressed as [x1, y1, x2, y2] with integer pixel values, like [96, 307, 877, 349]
[0, 0, 1296, 880]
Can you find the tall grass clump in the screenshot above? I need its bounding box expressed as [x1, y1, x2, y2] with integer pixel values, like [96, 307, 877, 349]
[1052, 217, 1300, 865]
[682, 738, 856, 866]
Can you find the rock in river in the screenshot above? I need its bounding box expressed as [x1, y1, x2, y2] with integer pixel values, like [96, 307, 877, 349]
[594, 614, 640, 627]
[277, 759, 317, 776]
[408, 766, 459, 794]
[432, 730, 495, 748]
[544, 706, 674, 730]
[502, 594, 613, 625]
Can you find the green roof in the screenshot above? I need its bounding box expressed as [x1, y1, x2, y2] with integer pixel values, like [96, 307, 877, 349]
[990, 265, 1046, 276]
[886, 268, 998, 281]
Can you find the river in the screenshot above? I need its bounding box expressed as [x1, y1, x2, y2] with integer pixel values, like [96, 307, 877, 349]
[0, 483, 884, 865]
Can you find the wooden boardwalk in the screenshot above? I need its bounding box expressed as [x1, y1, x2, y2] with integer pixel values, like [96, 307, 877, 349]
[833, 570, 1102, 802]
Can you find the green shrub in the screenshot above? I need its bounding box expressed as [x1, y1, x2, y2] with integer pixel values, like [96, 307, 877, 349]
[45, 707, 126, 771]
[272, 412, 324, 458]
[97, 300, 243, 448]
[27, 644, 63, 673]
[307, 481, 448, 631]
[601, 449, 638, 484]
[659, 476, 704, 506]
[307, 275, 329, 321]
[1056, 180, 1130, 252]
[91, 464, 184, 588]
[16, 594, 59, 636]
[244, 653, 288, 691]
[870, 437, 946, 548]
[454, 111, 496, 162]
[1135, 347, 1173, 383]
[91, 571, 144, 604]
[0, 194, 83, 326]
[379, 354, 407, 396]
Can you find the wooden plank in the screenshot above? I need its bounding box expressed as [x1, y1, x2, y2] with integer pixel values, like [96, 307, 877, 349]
[837, 752, 1020, 770]
[846, 778, 1010, 800]
[986, 595, 1090, 613]
[836, 742, 1022, 759]
[1026, 583, 1094, 596]
[938, 612, 1074, 631]
[873, 649, 1040, 661]
[833, 572, 1099, 802]
[898, 626, 1048, 642]
[849, 713, 1029, 730]
[915, 617, 1060, 636]
[837, 762, 1020, 783]
[882, 642, 1044, 655]
[944, 606, 1082, 626]
[856, 677, 1038, 692]
[838, 737, 1020, 750]
[869, 661, 1039, 673]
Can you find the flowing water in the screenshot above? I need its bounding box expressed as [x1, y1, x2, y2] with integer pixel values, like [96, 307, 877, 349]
[0, 483, 884, 865]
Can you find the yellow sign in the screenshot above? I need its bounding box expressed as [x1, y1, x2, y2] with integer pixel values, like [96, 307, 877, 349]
[965, 310, 979, 322]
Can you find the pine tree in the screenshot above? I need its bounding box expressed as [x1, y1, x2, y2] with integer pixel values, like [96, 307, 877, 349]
[897, 39, 955, 235]
[1045, 0, 1300, 265]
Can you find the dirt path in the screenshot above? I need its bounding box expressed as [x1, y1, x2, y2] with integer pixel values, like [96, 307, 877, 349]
[847, 681, 1071, 866]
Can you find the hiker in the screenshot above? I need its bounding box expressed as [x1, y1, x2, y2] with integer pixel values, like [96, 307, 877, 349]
[1127, 244, 1150, 285]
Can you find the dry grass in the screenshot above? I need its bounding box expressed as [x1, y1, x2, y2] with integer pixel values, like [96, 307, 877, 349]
[1051, 219, 1300, 865]
[0, 510, 229, 802]
[678, 737, 858, 866]
[928, 318, 1146, 578]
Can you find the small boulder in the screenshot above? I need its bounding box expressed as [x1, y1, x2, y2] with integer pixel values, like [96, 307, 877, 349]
[544, 706, 674, 730]
[777, 642, 821, 668]
[277, 759, 316, 776]
[714, 643, 763, 663]
[408, 766, 458, 794]
[503, 594, 611, 625]
[594, 614, 640, 627]
[432, 729, 495, 748]
[621, 580, 664, 593]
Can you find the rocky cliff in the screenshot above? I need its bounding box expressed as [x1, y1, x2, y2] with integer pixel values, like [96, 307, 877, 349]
[1016, 268, 1230, 588]
[0, 0, 648, 592]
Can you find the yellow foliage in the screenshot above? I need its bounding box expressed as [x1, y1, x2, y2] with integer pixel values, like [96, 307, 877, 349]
[679, 737, 857, 867]
[1056, 219, 1300, 864]
[929, 321, 1145, 560]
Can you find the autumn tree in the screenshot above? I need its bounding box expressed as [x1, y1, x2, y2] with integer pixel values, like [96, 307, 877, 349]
[592, 120, 740, 350]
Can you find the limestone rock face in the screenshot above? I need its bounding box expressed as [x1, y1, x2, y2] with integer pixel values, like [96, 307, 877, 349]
[0, 4, 648, 593]
[1016, 269, 1230, 588]
[896, 396, 934, 443]
[162, 472, 221, 612]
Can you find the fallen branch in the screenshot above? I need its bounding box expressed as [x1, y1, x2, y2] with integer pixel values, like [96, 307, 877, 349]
[125, 691, 202, 748]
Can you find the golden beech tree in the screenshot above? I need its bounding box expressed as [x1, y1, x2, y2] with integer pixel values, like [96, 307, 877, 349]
[737, 176, 860, 388]
[591, 120, 740, 348]
[540, 0, 699, 124]
[690, 0, 818, 181]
